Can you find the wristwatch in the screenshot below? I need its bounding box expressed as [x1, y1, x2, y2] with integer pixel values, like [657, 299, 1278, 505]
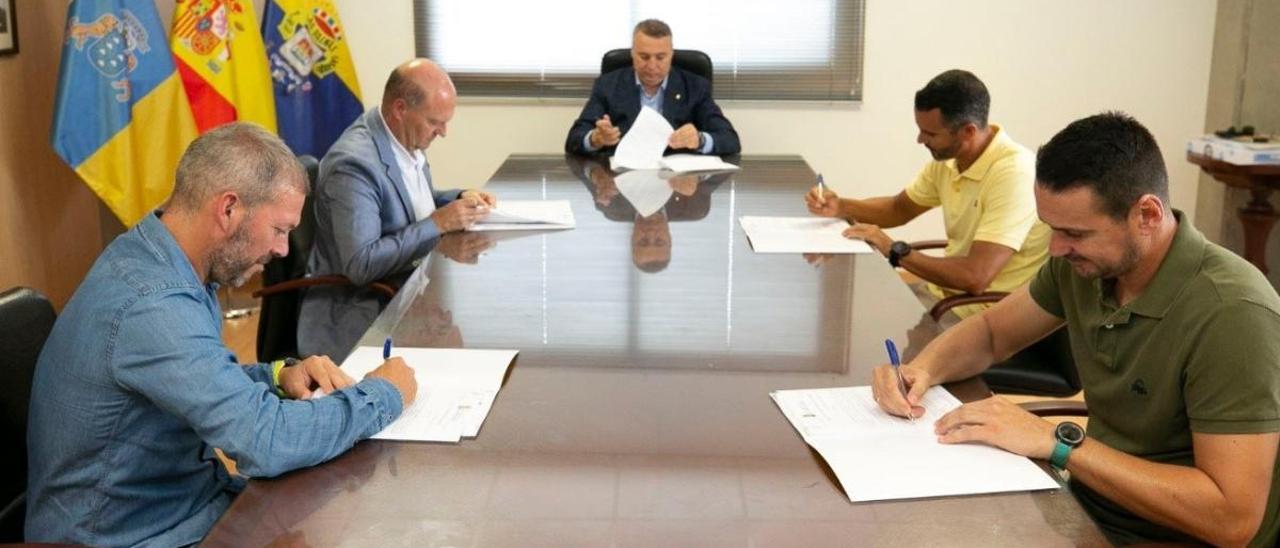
[1050, 421, 1085, 470]
[888, 240, 912, 268]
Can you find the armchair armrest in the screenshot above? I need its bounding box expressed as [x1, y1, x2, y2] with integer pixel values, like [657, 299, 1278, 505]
[253, 275, 398, 300]
[929, 292, 1009, 322]
[1019, 400, 1089, 417]
[910, 239, 949, 251]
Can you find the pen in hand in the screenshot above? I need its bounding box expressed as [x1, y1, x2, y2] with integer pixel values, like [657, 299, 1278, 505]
[383, 336, 393, 360]
[885, 338, 914, 423]
[816, 173, 826, 205]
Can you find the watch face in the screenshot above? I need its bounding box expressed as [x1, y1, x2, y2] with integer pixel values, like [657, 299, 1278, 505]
[891, 241, 912, 256]
[1056, 421, 1085, 446]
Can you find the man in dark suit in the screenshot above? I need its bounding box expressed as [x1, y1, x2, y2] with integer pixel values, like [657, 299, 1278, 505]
[565, 19, 740, 157]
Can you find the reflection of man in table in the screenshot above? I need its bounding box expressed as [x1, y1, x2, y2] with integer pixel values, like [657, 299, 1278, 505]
[873, 113, 1280, 546]
[564, 19, 740, 157]
[569, 156, 728, 272]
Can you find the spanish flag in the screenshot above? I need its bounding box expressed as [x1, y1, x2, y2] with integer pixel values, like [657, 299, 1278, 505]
[171, 0, 276, 134]
[262, 0, 363, 157]
[51, 0, 199, 226]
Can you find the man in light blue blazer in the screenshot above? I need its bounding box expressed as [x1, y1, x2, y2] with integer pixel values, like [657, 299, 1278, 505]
[299, 59, 495, 361]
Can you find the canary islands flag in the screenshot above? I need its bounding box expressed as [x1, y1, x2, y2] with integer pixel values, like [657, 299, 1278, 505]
[171, 0, 277, 134]
[262, 0, 363, 157]
[51, 0, 199, 226]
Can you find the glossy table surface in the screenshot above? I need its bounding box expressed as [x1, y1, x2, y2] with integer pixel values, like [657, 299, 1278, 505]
[204, 155, 1105, 547]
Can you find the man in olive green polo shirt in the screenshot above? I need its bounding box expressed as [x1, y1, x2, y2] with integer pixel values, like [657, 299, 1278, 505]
[806, 69, 1049, 318]
[872, 112, 1280, 546]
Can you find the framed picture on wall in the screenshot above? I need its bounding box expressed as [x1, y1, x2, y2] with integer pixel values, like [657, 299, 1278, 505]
[0, 0, 16, 56]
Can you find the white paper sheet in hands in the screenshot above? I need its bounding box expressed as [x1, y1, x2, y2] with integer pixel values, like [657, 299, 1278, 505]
[612, 106, 673, 170]
[738, 216, 873, 254]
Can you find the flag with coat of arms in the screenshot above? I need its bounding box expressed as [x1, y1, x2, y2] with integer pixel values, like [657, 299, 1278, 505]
[262, 0, 363, 158]
[171, 0, 277, 134]
[51, 0, 199, 226]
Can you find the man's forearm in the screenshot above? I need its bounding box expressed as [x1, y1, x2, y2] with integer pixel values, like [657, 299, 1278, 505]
[1068, 438, 1268, 546]
[911, 312, 999, 383]
[839, 196, 913, 228]
[898, 253, 993, 296]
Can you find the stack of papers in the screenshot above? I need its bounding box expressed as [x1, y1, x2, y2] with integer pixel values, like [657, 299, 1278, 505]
[738, 216, 873, 254]
[771, 386, 1059, 502]
[470, 200, 575, 231]
[658, 154, 739, 173]
[1187, 135, 1280, 165]
[341, 346, 519, 442]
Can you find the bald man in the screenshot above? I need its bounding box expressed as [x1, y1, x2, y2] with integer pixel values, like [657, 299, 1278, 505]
[300, 59, 495, 361]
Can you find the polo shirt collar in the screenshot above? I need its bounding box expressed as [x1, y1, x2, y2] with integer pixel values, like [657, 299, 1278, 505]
[951, 124, 1008, 182]
[1114, 209, 1205, 319]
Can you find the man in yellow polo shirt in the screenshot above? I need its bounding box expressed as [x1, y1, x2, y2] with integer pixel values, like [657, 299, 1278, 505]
[806, 70, 1049, 318]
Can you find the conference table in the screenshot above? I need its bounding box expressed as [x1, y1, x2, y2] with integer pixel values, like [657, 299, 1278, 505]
[204, 154, 1106, 547]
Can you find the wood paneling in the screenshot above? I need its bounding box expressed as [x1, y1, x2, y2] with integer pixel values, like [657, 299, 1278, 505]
[0, 1, 104, 309]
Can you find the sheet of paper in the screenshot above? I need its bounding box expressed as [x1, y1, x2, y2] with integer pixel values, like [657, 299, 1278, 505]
[659, 153, 740, 173]
[341, 346, 519, 442]
[612, 107, 673, 170]
[738, 216, 873, 254]
[614, 170, 674, 218]
[470, 200, 575, 232]
[771, 386, 1060, 502]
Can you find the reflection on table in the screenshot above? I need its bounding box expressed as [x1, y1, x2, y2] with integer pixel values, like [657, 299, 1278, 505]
[205, 154, 1105, 547]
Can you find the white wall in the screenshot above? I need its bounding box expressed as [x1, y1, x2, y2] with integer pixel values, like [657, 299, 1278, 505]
[337, 0, 1217, 243]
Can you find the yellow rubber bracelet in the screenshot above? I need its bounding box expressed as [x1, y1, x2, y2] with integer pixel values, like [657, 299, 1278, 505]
[271, 360, 287, 396]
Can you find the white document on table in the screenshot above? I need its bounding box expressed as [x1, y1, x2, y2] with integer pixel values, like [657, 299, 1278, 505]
[341, 346, 519, 442]
[738, 216, 874, 254]
[612, 107, 673, 170]
[659, 154, 739, 173]
[470, 200, 575, 232]
[771, 386, 1059, 502]
[614, 170, 674, 217]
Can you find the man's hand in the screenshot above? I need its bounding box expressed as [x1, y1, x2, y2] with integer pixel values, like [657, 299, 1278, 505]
[365, 357, 418, 408]
[871, 363, 931, 419]
[459, 189, 497, 208]
[279, 355, 355, 399]
[805, 186, 840, 217]
[668, 123, 701, 150]
[934, 396, 1057, 459]
[436, 232, 495, 264]
[590, 115, 622, 148]
[429, 197, 490, 233]
[843, 222, 893, 255]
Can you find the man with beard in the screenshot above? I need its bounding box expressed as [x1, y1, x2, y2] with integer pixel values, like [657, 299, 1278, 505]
[872, 113, 1280, 546]
[25, 123, 418, 547]
[806, 70, 1049, 318]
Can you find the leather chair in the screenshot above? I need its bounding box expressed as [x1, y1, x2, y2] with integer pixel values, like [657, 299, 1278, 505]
[601, 48, 714, 92]
[253, 156, 395, 363]
[0, 287, 57, 541]
[911, 240, 1082, 397]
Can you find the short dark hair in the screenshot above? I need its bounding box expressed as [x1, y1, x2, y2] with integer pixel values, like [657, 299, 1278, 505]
[634, 19, 672, 39]
[913, 70, 990, 130]
[384, 66, 426, 108]
[1035, 112, 1169, 220]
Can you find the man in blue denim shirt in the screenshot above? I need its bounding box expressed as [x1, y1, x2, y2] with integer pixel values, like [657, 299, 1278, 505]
[26, 123, 418, 546]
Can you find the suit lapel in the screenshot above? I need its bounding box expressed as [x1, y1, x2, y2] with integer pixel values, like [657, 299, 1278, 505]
[367, 108, 417, 221]
[662, 69, 687, 127]
[616, 69, 642, 134]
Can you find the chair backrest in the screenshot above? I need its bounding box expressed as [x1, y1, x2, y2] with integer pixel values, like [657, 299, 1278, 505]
[0, 286, 56, 541]
[981, 327, 1082, 397]
[255, 155, 320, 362]
[600, 48, 714, 93]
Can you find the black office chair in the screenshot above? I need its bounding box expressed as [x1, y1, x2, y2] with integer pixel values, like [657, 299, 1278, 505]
[913, 239, 1082, 397]
[253, 156, 395, 362]
[601, 48, 714, 92]
[0, 287, 57, 542]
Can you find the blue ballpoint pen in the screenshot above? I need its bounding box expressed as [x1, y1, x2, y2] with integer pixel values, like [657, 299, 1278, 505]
[383, 336, 393, 360]
[885, 338, 914, 422]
